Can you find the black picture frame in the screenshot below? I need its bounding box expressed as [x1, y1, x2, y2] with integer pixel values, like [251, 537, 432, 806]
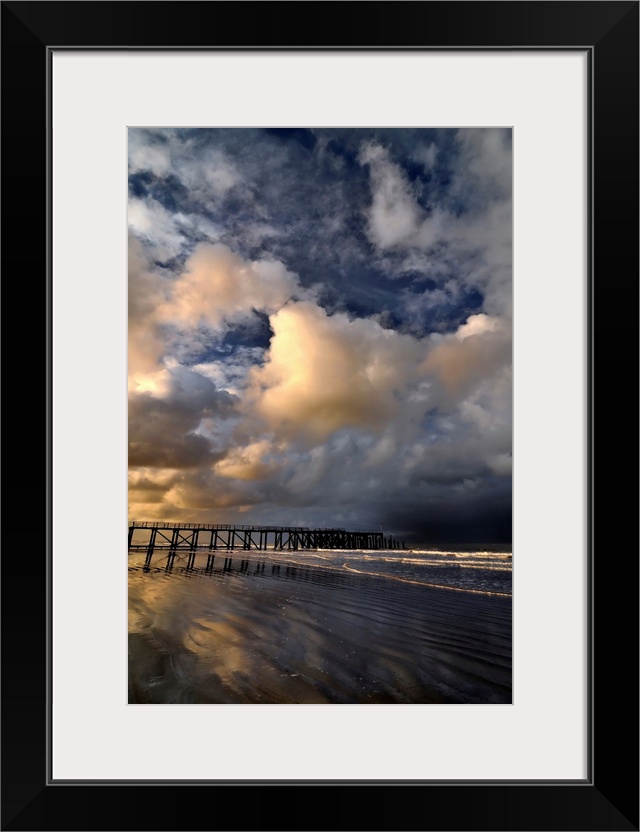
[2, 2, 638, 830]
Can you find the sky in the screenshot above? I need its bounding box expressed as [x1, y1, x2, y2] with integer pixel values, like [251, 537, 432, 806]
[128, 128, 512, 545]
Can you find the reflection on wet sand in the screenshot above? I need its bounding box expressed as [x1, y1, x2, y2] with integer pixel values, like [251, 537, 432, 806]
[137, 549, 353, 587]
[129, 550, 511, 704]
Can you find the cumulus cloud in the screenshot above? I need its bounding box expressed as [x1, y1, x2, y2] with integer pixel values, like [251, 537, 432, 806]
[455, 313, 501, 341]
[128, 196, 224, 263]
[246, 301, 426, 442]
[129, 130, 244, 205]
[214, 439, 280, 481]
[487, 452, 512, 477]
[128, 364, 238, 469]
[421, 315, 510, 404]
[128, 466, 272, 521]
[452, 128, 512, 202]
[128, 234, 169, 385]
[128, 197, 188, 261]
[159, 243, 303, 330]
[358, 141, 423, 249]
[128, 397, 217, 470]
[359, 132, 512, 320]
[358, 141, 454, 254]
[128, 140, 171, 177]
[242, 303, 509, 460]
[176, 148, 242, 203]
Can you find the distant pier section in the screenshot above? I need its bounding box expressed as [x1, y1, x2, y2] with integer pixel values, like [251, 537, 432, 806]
[129, 521, 404, 555]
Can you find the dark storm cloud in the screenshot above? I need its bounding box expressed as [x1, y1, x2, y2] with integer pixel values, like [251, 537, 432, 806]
[384, 487, 513, 546]
[128, 366, 238, 469]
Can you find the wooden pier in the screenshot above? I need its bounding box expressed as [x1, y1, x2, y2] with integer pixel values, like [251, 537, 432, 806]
[128, 521, 401, 556]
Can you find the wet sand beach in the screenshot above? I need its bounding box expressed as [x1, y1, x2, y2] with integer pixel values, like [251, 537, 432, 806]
[128, 550, 511, 705]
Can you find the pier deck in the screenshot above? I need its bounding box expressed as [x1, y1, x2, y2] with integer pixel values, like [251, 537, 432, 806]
[128, 520, 400, 556]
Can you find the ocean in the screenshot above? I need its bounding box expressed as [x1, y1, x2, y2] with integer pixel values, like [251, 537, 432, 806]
[265, 545, 512, 596]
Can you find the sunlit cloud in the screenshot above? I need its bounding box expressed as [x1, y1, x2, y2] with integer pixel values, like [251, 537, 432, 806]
[158, 243, 303, 330]
[247, 301, 425, 442]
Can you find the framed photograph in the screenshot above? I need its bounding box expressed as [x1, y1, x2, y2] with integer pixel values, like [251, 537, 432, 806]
[127, 119, 515, 713]
[3, 2, 637, 830]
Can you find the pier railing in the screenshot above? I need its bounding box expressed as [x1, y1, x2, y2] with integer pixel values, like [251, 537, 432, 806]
[130, 520, 346, 532]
